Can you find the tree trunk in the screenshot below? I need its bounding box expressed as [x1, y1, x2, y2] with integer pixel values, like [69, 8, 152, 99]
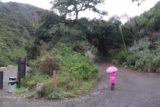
[75, 12, 78, 20]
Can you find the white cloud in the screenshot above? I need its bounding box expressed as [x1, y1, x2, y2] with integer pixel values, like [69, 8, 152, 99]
[104, 0, 159, 17]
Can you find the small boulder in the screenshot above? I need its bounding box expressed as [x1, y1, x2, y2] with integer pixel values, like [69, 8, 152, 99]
[36, 83, 45, 93]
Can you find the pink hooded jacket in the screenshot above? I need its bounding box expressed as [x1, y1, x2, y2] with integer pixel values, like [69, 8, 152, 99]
[109, 72, 117, 84]
[106, 66, 118, 84]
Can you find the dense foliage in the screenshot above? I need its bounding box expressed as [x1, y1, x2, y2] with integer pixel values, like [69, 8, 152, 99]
[110, 37, 160, 73]
[122, 1, 160, 46]
[21, 44, 98, 99]
[35, 11, 122, 56]
[110, 1, 160, 72]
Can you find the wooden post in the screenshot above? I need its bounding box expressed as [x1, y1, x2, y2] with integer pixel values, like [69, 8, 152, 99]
[0, 71, 3, 89]
[17, 57, 27, 88]
[52, 70, 57, 89]
[17, 58, 21, 88]
[21, 58, 26, 78]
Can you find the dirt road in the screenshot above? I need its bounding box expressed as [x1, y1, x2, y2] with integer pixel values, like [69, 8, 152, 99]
[0, 62, 160, 107]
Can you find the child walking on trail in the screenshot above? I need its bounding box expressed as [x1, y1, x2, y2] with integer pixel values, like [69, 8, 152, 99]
[106, 65, 118, 91]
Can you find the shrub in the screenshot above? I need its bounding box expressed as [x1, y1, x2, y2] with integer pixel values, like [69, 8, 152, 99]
[135, 58, 145, 69]
[151, 56, 160, 72]
[116, 50, 128, 64]
[52, 44, 98, 80]
[126, 53, 139, 66]
[21, 44, 99, 99]
[26, 45, 40, 60]
[38, 56, 59, 75]
[0, 56, 11, 67]
[47, 89, 62, 99]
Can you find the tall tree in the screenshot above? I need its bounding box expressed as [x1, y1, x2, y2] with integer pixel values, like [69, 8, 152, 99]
[51, 0, 106, 20]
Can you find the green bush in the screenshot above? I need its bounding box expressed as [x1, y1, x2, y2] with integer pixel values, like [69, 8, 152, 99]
[21, 44, 99, 99]
[0, 56, 11, 67]
[47, 89, 62, 99]
[111, 38, 160, 72]
[115, 50, 128, 64]
[111, 50, 139, 68]
[134, 58, 145, 69]
[151, 56, 160, 72]
[126, 53, 139, 66]
[22, 73, 50, 88]
[37, 56, 59, 75]
[52, 44, 98, 80]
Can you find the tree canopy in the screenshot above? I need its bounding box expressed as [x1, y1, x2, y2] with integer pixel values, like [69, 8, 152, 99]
[51, 0, 107, 20]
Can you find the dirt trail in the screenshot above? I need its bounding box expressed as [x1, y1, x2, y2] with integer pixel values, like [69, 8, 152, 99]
[0, 61, 160, 107]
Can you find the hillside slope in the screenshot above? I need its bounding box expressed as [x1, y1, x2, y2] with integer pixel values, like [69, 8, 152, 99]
[0, 2, 45, 66]
[123, 1, 160, 44]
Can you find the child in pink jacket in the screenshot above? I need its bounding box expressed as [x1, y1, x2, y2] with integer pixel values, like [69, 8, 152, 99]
[106, 65, 118, 91]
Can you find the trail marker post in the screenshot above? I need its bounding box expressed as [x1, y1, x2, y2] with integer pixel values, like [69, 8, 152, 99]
[52, 70, 57, 89]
